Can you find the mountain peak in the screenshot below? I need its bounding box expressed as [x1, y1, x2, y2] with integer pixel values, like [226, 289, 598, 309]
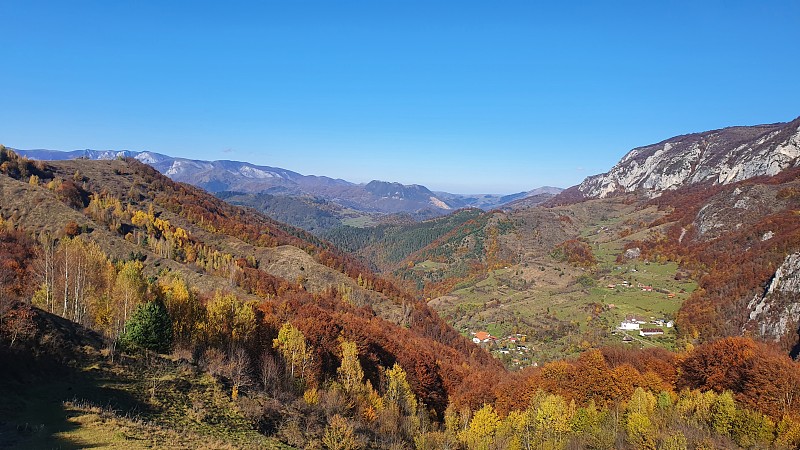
[364, 180, 434, 198]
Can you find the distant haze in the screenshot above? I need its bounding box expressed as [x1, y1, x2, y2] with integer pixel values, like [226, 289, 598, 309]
[13, 148, 563, 220]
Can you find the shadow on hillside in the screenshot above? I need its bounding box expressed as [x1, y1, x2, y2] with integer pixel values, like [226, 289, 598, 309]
[0, 345, 150, 449]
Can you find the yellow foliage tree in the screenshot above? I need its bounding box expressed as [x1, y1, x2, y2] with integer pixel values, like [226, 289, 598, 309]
[710, 390, 737, 436]
[159, 274, 203, 347]
[776, 415, 800, 448]
[205, 291, 256, 348]
[384, 362, 417, 418]
[338, 339, 365, 395]
[113, 260, 146, 334]
[461, 403, 500, 450]
[273, 322, 312, 383]
[626, 387, 657, 449]
[131, 210, 149, 228]
[535, 394, 574, 445]
[495, 409, 525, 450]
[322, 414, 359, 450]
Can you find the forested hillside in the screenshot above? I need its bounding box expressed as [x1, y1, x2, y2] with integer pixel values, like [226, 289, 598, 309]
[4, 146, 800, 449]
[323, 208, 485, 272]
[0, 147, 495, 447]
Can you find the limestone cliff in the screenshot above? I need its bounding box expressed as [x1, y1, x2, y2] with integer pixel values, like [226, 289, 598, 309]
[576, 117, 800, 199]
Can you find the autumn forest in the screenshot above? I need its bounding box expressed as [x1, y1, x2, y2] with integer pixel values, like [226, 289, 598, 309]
[4, 143, 800, 450]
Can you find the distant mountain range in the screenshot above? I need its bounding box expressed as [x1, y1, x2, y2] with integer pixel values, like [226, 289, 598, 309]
[13, 149, 561, 219]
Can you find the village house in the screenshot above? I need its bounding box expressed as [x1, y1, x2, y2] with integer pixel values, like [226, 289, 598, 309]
[653, 319, 675, 328]
[506, 333, 527, 344]
[639, 328, 664, 337]
[620, 320, 640, 330]
[472, 331, 497, 344]
[625, 314, 647, 324]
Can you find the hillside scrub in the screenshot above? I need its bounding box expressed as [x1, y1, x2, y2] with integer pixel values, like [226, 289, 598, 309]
[13, 263, 800, 449]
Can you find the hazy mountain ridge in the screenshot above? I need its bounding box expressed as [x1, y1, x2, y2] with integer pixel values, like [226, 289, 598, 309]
[14, 148, 559, 217]
[438, 186, 564, 210]
[570, 117, 800, 200]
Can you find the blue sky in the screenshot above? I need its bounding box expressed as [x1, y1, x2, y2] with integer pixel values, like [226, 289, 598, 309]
[1, 1, 799, 193]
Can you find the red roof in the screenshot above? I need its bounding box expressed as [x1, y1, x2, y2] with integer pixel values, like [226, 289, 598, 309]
[475, 331, 491, 341]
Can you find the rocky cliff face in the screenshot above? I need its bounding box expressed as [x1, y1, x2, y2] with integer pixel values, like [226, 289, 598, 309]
[577, 117, 800, 198]
[745, 252, 800, 342]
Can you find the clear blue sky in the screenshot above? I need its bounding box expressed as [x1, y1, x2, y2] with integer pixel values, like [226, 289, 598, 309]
[1, 1, 799, 193]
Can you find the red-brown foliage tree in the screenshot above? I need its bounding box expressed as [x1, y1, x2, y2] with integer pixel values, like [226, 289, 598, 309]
[678, 336, 800, 418]
[552, 239, 597, 267]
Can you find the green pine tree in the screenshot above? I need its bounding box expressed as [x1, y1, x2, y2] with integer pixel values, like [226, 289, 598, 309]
[121, 299, 173, 353]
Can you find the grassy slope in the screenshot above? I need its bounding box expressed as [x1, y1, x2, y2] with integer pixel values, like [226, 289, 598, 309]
[0, 356, 291, 449]
[0, 307, 291, 450]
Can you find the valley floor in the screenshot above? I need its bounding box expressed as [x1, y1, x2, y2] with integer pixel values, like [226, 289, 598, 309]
[427, 200, 697, 367]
